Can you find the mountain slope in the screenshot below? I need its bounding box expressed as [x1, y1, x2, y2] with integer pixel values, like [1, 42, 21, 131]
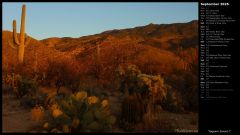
[40, 20, 198, 53]
[2, 20, 198, 85]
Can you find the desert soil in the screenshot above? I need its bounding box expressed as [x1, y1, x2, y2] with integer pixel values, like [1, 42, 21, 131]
[2, 87, 198, 133]
[2, 93, 43, 133]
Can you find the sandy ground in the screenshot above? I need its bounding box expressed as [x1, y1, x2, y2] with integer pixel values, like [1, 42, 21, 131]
[2, 93, 42, 133]
[2, 87, 198, 133]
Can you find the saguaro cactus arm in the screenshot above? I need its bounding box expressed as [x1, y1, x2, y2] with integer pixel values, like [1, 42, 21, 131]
[13, 20, 20, 46]
[8, 40, 17, 49]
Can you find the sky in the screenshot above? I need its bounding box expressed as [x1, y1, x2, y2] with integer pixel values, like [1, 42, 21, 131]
[2, 2, 198, 40]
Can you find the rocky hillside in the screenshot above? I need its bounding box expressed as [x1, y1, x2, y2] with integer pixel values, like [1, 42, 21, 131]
[41, 20, 198, 53]
[2, 20, 198, 90]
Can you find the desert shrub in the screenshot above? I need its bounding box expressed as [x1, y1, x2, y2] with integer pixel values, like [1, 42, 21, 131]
[31, 71, 47, 86]
[137, 74, 167, 103]
[2, 73, 36, 98]
[16, 76, 49, 108]
[2, 73, 46, 107]
[20, 89, 48, 108]
[117, 64, 168, 104]
[45, 58, 81, 93]
[166, 69, 198, 112]
[2, 73, 18, 95]
[2, 73, 21, 90]
[43, 91, 116, 133]
[117, 64, 141, 93]
[12, 63, 35, 78]
[161, 88, 184, 113]
[181, 72, 198, 111]
[16, 75, 37, 98]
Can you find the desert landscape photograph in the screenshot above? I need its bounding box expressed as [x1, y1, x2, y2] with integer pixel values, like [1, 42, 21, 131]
[2, 3, 198, 133]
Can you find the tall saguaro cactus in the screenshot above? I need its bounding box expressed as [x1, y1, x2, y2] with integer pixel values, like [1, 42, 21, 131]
[8, 4, 30, 64]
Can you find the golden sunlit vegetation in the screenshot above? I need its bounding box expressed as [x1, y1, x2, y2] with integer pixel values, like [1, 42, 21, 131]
[2, 19, 198, 132]
[41, 91, 116, 133]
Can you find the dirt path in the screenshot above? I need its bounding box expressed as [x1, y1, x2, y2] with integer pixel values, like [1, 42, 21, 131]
[2, 93, 41, 133]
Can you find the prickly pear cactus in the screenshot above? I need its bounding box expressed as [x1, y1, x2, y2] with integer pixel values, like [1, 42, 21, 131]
[43, 91, 116, 132]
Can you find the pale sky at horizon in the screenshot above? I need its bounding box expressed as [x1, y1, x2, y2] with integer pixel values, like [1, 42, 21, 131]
[2, 2, 198, 40]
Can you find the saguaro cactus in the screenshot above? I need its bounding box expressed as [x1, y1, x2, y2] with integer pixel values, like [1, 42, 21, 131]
[8, 4, 30, 64]
[97, 44, 100, 60]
